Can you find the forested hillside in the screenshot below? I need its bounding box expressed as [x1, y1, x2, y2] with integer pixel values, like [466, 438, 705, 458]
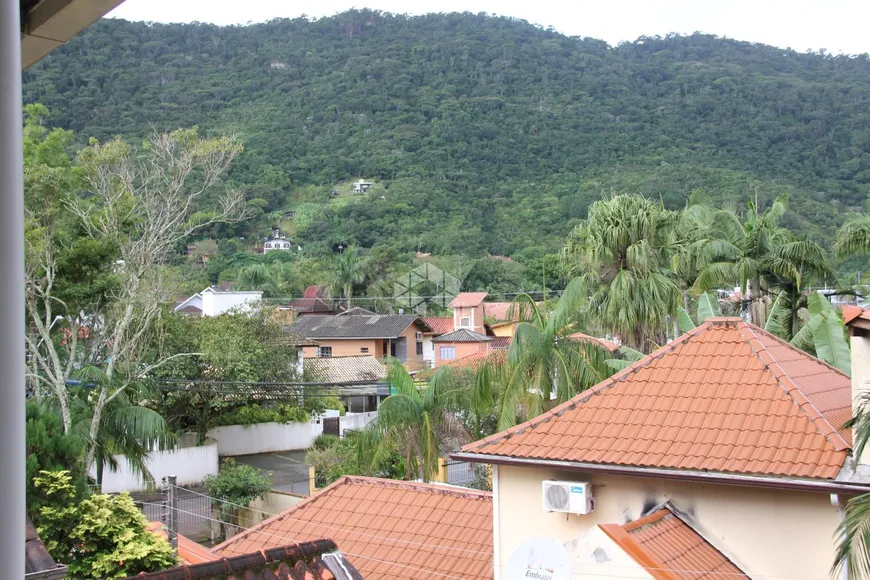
[22, 10, 870, 259]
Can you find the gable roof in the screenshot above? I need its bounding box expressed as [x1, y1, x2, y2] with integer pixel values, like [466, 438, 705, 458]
[432, 329, 493, 343]
[460, 318, 851, 480]
[565, 332, 621, 353]
[125, 539, 361, 580]
[211, 476, 493, 580]
[305, 356, 387, 383]
[422, 317, 454, 335]
[449, 292, 489, 308]
[844, 305, 870, 329]
[599, 504, 749, 579]
[289, 315, 429, 339]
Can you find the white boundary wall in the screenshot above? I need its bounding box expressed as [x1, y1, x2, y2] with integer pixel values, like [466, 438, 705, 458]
[93, 433, 218, 494]
[340, 411, 378, 435]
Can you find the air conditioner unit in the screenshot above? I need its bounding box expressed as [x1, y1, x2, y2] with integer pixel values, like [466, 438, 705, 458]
[542, 480, 594, 515]
[416, 332, 423, 341]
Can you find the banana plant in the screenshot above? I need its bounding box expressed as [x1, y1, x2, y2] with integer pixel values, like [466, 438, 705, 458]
[677, 291, 722, 333]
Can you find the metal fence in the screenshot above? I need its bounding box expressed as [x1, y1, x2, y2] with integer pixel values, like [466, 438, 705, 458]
[132, 487, 214, 542]
[444, 460, 486, 488]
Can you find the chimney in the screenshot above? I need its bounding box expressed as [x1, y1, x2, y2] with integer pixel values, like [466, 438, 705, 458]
[844, 306, 870, 466]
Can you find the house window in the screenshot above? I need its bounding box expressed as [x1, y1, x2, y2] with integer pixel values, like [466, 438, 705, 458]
[360, 347, 369, 353]
[416, 341, 423, 355]
[317, 346, 332, 358]
[439, 346, 456, 360]
[459, 317, 471, 328]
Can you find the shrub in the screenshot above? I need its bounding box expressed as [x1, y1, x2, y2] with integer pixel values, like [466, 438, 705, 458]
[34, 470, 177, 579]
[213, 403, 311, 427]
[304, 395, 346, 416]
[203, 459, 272, 541]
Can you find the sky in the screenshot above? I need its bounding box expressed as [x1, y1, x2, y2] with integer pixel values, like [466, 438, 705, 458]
[108, 0, 870, 55]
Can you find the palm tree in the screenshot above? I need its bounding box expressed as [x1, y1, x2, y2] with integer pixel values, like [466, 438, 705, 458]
[693, 193, 833, 328]
[329, 246, 365, 309]
[497, 281, 613, 430]
[564, 193, 684, 351]
[835, 394, 870, 576]
[237, 263, 282, 297]
[835, 214, 870, 258]
[359, 360, 467, 482]
[68, 369, 176, 490]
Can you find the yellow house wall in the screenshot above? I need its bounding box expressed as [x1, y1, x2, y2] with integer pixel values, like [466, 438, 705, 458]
[495, 464, 842, 580]
[491, 323, 516, 338]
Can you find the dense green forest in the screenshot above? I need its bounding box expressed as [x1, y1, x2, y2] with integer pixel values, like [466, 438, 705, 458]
[21, 10, 870, 261]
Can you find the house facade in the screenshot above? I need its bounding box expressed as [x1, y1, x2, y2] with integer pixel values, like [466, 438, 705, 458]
[455, 317, 869, 579]
[174, 285, 262, 317]
[432, 328, 492, 367]
[289, 314, 430, 367]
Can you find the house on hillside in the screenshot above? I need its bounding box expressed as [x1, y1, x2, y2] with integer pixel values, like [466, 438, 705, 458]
[433, 328, 492, 366]
[289, 314, 431, 368]
[454, 317, 868, 579]
[352, 179, 373, 194]
[286, 286, 344, 316]
[304, 356, 388, 413]
[173, 284, 262, 317]
[209, 476, 493, 580]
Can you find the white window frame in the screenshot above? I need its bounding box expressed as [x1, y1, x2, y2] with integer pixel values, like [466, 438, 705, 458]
[459, 316, 471, 328]
[360, 347, 369, 353]
[317, 346, 333, 358]
[439, 345, 456, 361]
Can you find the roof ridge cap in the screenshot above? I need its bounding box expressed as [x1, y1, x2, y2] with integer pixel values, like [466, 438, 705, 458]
[462, 324, 711, 453]
[738, 322, 850, 452]
[339, 475, 494, 498]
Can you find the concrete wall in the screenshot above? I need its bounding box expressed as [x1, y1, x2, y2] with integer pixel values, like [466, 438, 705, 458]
[454, 305, 484, 334]
[201, 292, 262, 316]
[340, 411, 378, 435]
[491, 323, 516, 338]
[238, 490, 306, 529]
[567, 525, 652, 579]
[422, 335, 436, 366]
[494, 464, 841, 580]
[93, 433, 218, 494]
[207, 411, 369, 456]
[301, 339, 380, 358]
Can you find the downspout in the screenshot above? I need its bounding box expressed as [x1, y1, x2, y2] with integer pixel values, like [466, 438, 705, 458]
[831, 494, 849, 580]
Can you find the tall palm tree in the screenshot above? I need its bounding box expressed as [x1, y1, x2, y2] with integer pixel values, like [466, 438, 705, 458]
[693, 193, 834, 328]
[497, 281, 613, 430]
[835, 394, 870, 577]
[329, 246, 365, 309]
[237, 263, 282, 297]
[564, 193, 684, 351]
[835, 214, 870, 258]
[359, 360, 467, 482]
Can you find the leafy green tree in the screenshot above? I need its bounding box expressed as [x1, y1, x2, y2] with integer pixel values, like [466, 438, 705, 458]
[34, 470, 177, 579]
[328, 245, 365, 308]
[498, 284, 613, 429]
[203, 459, 272, 540]
[360, 360, 467, 482]
[564, 194, 684, 351]
[836, 214, 870, 259]
[693, 194, 833, 330]
[26, 402, 88, 524]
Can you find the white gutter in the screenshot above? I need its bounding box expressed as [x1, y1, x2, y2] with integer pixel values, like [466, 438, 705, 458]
[492, 465, 501, 580]
[451, 453, 870, 495]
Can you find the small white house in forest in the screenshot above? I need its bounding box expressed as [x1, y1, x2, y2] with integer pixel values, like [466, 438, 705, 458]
[174, 284, 262, 317]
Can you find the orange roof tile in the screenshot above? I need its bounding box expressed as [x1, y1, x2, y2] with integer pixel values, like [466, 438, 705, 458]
[599, 505, 749, 579]
[422, 317, 454, 335]
[147, 522, 217, 565]
[461, 318, 851, 480]
[211, 476, 493, 580]
[449, 292, 489, 308]
[844, 305, 870, 326]
[483, 302, 513, 321]
[447, 349, 508, 371]
[565, 332, 621, 353]
[490, 336, 512, 349]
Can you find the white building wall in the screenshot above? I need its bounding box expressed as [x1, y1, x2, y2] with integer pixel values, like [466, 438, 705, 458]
[340, 411, 378, 436]
[201, 291, 262, 316]
[93, 433, 218, 493]
[422, 336, 436, 366]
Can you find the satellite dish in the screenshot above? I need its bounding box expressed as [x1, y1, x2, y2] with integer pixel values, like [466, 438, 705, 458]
[505, 536, 571, 580]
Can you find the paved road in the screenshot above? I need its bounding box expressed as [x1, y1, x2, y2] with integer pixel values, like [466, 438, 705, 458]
[233, 449, 310, 495]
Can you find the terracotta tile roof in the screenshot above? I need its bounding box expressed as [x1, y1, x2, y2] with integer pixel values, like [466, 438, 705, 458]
[304, 356, 386, 383]
[211, 476, 493, 580]
[565, 332, 621, 353]
[844, 305, 870, 328]
[447, 349, 508, 371]
[125, 539, 361, 580]
[461, 318, 851, 479]
[432, 329, 492, 343]
[490, 336, 512, 349]
[422, 317, 454, 335]
[147, 521, 216, 565]
[449, 292, 489, 308]
[599, 505, 749, 579]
